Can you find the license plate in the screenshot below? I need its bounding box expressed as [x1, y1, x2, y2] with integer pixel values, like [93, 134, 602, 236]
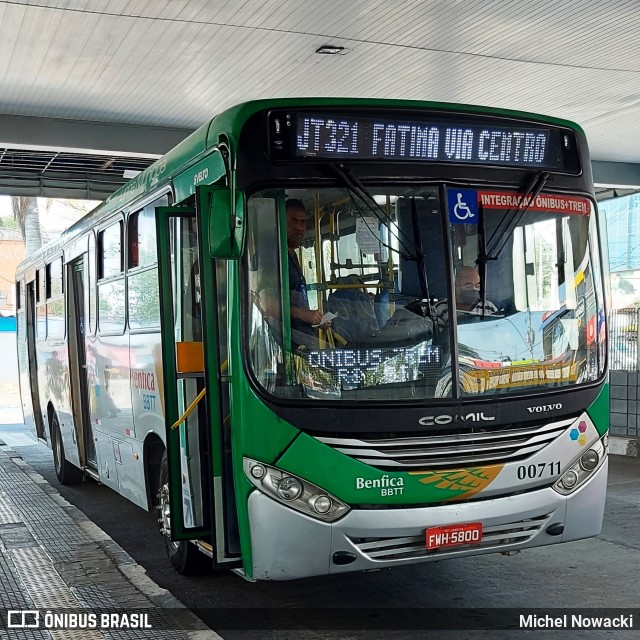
[426, 522, 483, 550]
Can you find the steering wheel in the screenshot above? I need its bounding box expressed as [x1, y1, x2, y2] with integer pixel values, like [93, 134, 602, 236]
[405, 298, 433, 317]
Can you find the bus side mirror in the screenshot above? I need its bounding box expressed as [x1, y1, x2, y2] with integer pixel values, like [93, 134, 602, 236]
[198, 185, 245, 258]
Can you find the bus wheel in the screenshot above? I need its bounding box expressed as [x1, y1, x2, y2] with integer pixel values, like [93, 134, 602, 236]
[51, 412, 84, 485]
[157, 452, 202, 575]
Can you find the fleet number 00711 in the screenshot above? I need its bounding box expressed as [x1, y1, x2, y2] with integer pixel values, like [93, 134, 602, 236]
[516, 461, 561, 480]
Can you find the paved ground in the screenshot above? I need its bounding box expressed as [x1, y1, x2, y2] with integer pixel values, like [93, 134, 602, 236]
[2, 392, 640, 639]
[0, 394, 218, 639]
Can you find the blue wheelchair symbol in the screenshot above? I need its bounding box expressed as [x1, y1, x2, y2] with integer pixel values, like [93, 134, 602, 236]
[448, 189, 478, 224]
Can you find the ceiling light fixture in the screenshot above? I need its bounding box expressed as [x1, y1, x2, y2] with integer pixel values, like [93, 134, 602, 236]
[315, 45, 346, 55]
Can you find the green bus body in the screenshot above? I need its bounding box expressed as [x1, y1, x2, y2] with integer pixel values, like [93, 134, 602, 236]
[16, 98, 609, 581]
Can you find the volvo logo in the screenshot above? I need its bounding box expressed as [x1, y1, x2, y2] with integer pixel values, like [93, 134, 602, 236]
[419, 412, 496, 426]
[526, 403, 563, 413]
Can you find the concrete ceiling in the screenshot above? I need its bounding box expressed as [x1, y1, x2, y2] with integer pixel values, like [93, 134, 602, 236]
[1, 0, 640, 197]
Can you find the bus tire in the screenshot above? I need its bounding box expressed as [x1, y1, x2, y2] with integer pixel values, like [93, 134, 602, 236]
[51, 412, 84, 485]
[158, 452, 202, 575]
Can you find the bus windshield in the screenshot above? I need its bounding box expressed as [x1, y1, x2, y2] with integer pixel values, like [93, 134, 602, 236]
[245, 186, 605, 401]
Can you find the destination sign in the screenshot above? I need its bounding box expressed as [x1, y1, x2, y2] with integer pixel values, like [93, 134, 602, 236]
[268, 110, 579, 171]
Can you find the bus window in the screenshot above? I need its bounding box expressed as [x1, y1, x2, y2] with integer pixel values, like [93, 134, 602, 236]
[46, 257, 65, 340]
[35, 269, 46, 339]
[98, 221, 124, 279]
[98, 280, 126, 334]
[88, 233, 97, 336]
[98, 221, 125, 334]
[36, 268, 43, 303]
[128, 206, 158, 269]
[128, 203, 162, 330]
[47, 258, 63, 297]
[246, 190, 443, 399]
[246, 197, 284, 392]
[16, 280, 25, 343]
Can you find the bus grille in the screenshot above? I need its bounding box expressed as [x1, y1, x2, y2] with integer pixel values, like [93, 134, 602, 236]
[315, 418, 574, 470]
[348, 513, 552, 561]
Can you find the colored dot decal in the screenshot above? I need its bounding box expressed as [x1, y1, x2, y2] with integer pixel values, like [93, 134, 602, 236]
[578, 434, 587, 446]
[578, 421, 588, 433]
[570, 429, 579, 441]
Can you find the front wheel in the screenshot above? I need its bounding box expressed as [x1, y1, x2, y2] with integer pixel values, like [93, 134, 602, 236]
[157, 452, 203, 575]
[51, 412, 84, 485]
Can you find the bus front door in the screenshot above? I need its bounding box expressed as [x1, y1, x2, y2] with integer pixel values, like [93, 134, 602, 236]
[25, 281, 45, 440]
[156, 206, 237, 568]
[67, 258, 96, 468]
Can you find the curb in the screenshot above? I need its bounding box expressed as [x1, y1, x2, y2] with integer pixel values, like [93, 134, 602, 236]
[609, 435, 640, 457]
[2, 440, 222, 639]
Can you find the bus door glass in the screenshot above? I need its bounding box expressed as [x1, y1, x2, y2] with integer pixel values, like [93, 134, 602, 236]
[156, 207, 212, 543]
[67, 256, 95, 467]
[25, 279, 45, 439]
[156, 205, 237, 566]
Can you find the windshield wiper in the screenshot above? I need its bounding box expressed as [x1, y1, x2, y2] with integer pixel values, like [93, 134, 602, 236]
[475, 171, 550, 318]
[408, 195, 433, 307]
[331, 163, 418, 262]
[483, 171, 551, 261]
[330, 163, 436, 308]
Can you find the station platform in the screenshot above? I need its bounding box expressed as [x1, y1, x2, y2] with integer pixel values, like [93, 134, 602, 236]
[0, 397, 218, 639]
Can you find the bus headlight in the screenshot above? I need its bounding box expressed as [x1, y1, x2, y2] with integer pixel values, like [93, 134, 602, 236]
[553, 436, 606, 496]
[244, 458, 349, 522]
[309, 495, 332, 514]
[277, 476, 303, 501]
[580, 449, 599, 471]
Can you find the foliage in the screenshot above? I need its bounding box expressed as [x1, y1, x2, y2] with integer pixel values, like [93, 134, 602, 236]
[0, 216, 19, 230]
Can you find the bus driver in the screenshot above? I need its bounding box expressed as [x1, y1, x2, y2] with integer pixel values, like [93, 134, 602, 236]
[435, 266, 499, 325]
[285, 199, 328, 337]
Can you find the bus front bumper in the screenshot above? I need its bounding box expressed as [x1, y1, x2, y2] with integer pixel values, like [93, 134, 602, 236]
[247, 456, 608, 581]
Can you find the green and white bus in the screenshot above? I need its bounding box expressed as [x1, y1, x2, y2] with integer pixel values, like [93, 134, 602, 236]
[16, 98, 609, 580]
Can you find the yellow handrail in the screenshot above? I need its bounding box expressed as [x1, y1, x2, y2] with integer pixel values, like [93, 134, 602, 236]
[169, 359, 227, 431]
[171, 388, 206, 430]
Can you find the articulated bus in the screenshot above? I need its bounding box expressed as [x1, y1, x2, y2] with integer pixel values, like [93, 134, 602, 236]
[16, 98, 609, 580]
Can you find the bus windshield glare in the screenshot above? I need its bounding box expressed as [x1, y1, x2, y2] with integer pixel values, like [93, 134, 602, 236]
[246, 186, 605, 401]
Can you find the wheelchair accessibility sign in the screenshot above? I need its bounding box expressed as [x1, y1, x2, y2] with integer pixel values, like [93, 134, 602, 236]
[447, 189, 478, 224]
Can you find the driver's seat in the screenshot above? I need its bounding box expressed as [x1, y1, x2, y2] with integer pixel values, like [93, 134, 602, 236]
[327, 276, 379, 344]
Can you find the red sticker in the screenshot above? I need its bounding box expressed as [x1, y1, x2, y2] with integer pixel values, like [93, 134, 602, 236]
[478, 191, 590, 215]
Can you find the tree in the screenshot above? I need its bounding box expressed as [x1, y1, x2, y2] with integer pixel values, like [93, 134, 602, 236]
[11, 197, 42, 256]
[11, 197, 99, 255]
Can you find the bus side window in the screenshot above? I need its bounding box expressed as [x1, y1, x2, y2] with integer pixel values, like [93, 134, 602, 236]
[16, 279, 25, 343]
[127, 205, 161, 329]
[129, 212, 139, 268]
[36, 267, 46, 340]
[46, 257, 65, 339]
[98, 222, 124, 279]
[88, 233, 97, 336]
[130, 205, 158, 268]
[97, 220, 125, 334]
